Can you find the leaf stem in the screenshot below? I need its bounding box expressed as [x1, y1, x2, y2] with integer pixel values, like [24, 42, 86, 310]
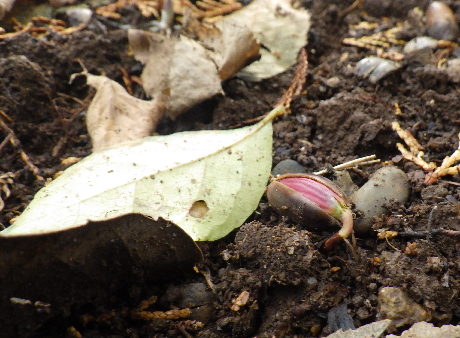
[261, 105, 287, 125]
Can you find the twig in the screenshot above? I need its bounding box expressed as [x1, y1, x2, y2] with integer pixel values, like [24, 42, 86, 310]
[52, 23, 87, 35]
[52, 92, 92, 157]
[176, 324, 194, 338]
[427, 205, 437, 233]
[339, 0, 363, 19]
[0, 22, 33, 40]
[57, 93, 85, 106]
[443, 180, 460, 187]
[343, 238, 359, 261]
[314, 154, 379, 175]
[0, 110, 13, 123]
[275, 48, 308, 110]
[118, 66, 133, 95]
[385, 236, 401, 252]
[194, 0, 242, 18]
[0, 134, 12, 153]
[397, 229, 460, 238]
[230, 49, 308, 129]
[0, 118, 44, 181]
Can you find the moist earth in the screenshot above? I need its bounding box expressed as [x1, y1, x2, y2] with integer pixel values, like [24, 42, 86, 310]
[1, 0, 460, 337]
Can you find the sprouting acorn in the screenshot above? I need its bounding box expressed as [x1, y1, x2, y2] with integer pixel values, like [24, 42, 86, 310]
[266, 174, 353, 251]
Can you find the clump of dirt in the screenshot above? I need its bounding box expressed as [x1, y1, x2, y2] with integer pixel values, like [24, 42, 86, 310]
[2, 0, 460, 337]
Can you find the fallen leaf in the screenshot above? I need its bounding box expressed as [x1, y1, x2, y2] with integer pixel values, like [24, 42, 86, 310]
[0, 214, 202, 337]
[129, 30, 222, 120]
[231, 0, 311, 81]
[182, 10, 261, 81]
[128, 14, 259, 120]
[83, 73, 167, 152]
[0, 106, 285, 241]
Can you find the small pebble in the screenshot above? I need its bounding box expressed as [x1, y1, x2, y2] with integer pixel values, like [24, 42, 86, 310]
[333, 170, 359, 196]
[325, 76, 341, 88]
[355, 57, 402, 84]
[55, 5, 92, 26]
[272, 159, 306, 177]
[351, 166, 410, 234]
[377, 287, 431, 331]
[327, 303, 355, 333]
[403, 36, 438, 54]
[426, 1, 459, 41]
[386, 321, 460, 338]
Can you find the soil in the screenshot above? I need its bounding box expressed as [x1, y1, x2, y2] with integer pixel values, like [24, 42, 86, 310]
[1, 0, 460, 337]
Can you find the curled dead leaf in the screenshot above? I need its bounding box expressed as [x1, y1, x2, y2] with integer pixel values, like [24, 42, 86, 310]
[83, 73, 167, 151]
[128, 13, 259, 119]
[0, 214, 202, 337]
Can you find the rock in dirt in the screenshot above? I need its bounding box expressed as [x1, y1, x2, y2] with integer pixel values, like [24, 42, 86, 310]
[325, 319, 391, 338]
[426, 2, 459, 41]
[327, 303, 355, 332]
[403, 36, 438, 54]
[355, 57, 402, 84]
[272, 159, 306, 177]
[386, 321, 460, 338]
[351, 166, 410, 234]
[161, 283, 217, 324]
[377, 287, 431, 331]
[333, 170, 359, 196]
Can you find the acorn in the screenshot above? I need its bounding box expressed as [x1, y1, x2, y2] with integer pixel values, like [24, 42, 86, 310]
[426, 2, 459, 41]
[266, 174, 353, 250]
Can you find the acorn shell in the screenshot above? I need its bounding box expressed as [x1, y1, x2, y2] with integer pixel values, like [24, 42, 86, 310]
[266, 174, 349, 231]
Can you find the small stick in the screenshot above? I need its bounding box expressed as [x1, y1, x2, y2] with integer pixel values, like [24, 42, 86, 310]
[397, 229, 460, 238]
[230, 49, 308, 129]
[0, 22, 33, 40]
[314, 154, 378, 175]
[339, 0, 363, 19]
[443, 180, 460, 187]
[0, 118, 44, 181]
[0, 110, 13, 123]
[275, 48, 308, 109]
[0, 134, 12, 153]
[385, 236, 401, 252]
[356, 159, 381, 166]
[427, 205, 437, 233]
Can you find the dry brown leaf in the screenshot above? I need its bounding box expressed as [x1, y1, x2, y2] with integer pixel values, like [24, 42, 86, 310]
[183, 10, 260, 80]
[129, 29, 222, 120]
[128, 16, 259, 120]
[0, 214, 203, 337]
[84, 73, 167, 151]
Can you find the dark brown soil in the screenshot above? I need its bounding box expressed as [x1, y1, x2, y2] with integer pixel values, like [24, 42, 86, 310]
[2, 0, 460, 337]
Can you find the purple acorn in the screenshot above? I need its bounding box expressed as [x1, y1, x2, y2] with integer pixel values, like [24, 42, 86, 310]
[267, 174, 353, 250]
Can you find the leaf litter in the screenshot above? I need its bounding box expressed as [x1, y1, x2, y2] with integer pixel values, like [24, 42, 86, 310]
[128, 8, 260, 120]
[82, 72, 168, 152]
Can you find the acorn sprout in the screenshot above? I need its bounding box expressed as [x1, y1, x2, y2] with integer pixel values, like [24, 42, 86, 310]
[266, 174, 353, 250]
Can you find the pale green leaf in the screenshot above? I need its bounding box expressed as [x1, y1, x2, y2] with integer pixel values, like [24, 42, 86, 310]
[0, 107, 285, 241]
